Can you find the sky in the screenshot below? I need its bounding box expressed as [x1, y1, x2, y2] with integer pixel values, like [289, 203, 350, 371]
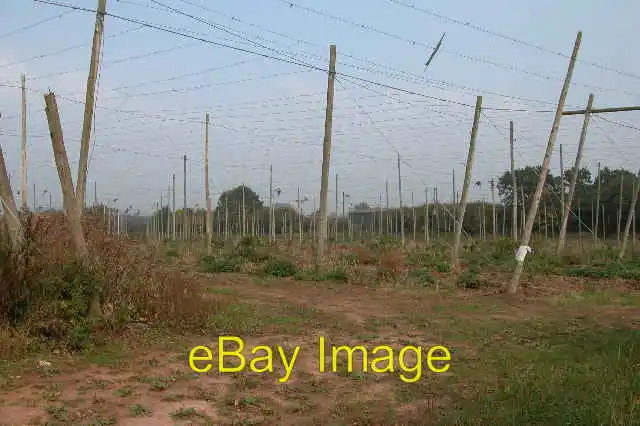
[0, 0, 639, 214]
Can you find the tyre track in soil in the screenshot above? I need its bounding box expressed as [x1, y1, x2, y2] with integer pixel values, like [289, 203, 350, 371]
[194, 272, 440, 324]
[194, 272, 640, 327]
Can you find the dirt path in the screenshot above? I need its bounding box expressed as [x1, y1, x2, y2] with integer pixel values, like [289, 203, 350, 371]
[1, 273, 637, 425]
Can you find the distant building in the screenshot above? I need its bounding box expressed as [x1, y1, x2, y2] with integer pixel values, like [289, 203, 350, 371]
[272, 202, 296, 210]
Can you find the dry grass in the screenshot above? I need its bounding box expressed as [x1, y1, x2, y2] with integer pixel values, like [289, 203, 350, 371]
[0, 213, 218, 358]
[0, 226, 638, 424]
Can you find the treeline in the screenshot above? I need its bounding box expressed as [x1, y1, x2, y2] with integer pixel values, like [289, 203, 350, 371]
[99, 164, 638, 239]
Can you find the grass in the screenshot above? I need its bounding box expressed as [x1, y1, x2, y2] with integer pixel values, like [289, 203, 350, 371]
[439, 321, 639, 425]
[0, 221, 639, 424]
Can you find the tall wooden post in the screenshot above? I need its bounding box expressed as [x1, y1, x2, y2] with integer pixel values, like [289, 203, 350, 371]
[77, 0, 107, 210]
[617, 175, 624, 245]
[0, 145, 22, 248]
[490, 178, 497, 238]
[269, 164, 274, 241]
[204, 113, 212, 252]
[335, 173, 339, 239]
[557, 93, 594, 253]
[397, 152, 405, 246]
[314, 44, 336, 271]
[509, 120, 517, 240]
[20, 73, 28, 212]
[424, 187, 430, 244]
[619, 170, 640, 259]
[183, 154, 188, 240]
[451, 96, 482, 268]
[507, 31, 581, 295]
[559, 143, 565, 226]
[594, 162, 601, 242]
[172, 173, 176, 240]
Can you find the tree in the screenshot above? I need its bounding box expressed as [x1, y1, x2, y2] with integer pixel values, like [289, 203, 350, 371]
[561, 167, 592, 201]
[497, 165, 557, 207]
[216, 185, 263, 214]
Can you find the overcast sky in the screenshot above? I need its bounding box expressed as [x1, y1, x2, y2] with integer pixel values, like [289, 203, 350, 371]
[0, 0, 639, 214]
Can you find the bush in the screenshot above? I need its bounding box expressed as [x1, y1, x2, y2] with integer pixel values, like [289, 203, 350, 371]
[408, 268, 437, 286]
[457, 270, 482, 289]
[231, 235, 270, 262]
[0, 213, 217, 357]
[262, 256, 297, 277]
[199, 255, 241, 273]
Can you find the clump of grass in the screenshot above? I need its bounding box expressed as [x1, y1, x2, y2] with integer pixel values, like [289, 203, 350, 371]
[407, 268, 437, 287]
[294, 267, 349, 283]
[199, 255, 242, 273]
[231, 235, 270, 262]
[262, 256, 297, 277]
[456, 269, 483, 289]
[565, 262, 640, 280]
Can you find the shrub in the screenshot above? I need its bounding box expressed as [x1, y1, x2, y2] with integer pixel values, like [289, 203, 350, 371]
[408, 268, 437, 286]
[262, 256, 297, 277]
[199, 255, 241, 273]
[321, 267, 349, 283]
[457, 270, 481, 289]
[436, 262, 452, 274]
[0, 213, 218, 356]
[231, 235, 270, 262]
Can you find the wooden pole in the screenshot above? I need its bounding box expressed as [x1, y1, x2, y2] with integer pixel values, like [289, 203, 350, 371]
[563, 105, 640, 115]
[594, 162, 601, 242]
[0, 145, 22, 248]
[490, 178, 497, 238]
[424, 187, 430, 244]
[45, 92, 103, 316]
[434, 188, 440, 240]
[77, 0, 107, 210]
[335, 173, 339, 239]
[385, 180, 390, 235]
[378, 193, 383, 237]
[633, 180, 637, 250]
[183, 154, 188, 240]
[314, 44, 336, 271]
[452, 96, 482, 268]
[507, 31, 581, 295]
[172, 173, 176, 240]
[451, 169, 456, 221]
[619, 170, 640, 259]
[166, 183, 170, 238]
[341, 191, 346, 240]
[560, 143, 565, 226]
[242, 184, 247, 237]
[617, 175, 624, 245]
[269, 164, 274, 241]
[509, 120, 517, 240]
[397, 152, 405, 246]
[411, 191, 417, 241]
[298, 186, 302, 246]
[20, 73, 28, 212]
[557, 93, 594, 253]
[204, 113, 212, 253]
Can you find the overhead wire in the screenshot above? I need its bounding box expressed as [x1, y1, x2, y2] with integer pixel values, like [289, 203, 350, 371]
[385, 0, 640, 81]
[274, 0, 640, 98]
[30, 0, 569, 113]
